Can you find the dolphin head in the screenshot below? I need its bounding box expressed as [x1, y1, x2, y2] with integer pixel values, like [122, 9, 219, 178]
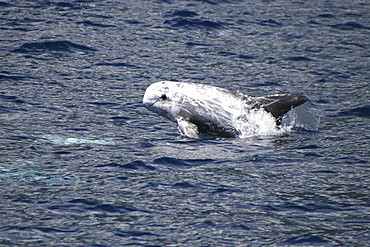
[143, 81, 185, 122]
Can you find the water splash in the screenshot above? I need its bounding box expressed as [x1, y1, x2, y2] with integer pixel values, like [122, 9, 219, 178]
[235, 102, 319, 138]
[281, 102, 320, 131]
[235, 109, 281, 138]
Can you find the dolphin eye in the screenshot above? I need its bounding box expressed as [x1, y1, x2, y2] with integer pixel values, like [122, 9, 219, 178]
[160, 94, 167, 100]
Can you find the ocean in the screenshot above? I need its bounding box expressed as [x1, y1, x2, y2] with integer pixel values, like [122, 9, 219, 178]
[1, 0, 369, 246]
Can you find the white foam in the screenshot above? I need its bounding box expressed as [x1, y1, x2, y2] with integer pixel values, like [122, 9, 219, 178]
[235, 102, 318, 139]
[41, 135, 116, 145]
[235, 109, 283, 138]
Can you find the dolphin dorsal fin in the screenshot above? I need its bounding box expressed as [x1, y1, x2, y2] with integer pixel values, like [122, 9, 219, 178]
[255, 94, 308, 124]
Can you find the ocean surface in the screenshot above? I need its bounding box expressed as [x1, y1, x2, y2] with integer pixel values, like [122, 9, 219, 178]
[1, 0, 369, 246]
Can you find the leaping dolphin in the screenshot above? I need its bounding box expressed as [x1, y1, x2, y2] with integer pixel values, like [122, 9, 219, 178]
[143, 81, 307, 139]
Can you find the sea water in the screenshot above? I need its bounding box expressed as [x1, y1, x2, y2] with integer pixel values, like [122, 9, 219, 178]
[1, 0, 369, 246]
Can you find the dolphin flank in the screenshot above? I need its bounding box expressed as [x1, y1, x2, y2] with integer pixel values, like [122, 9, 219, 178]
[143, 81, 307, 139]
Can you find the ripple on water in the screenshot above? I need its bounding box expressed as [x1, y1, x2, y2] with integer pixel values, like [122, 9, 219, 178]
[1, 0, 369, 246]
[12, 41, 97, 54]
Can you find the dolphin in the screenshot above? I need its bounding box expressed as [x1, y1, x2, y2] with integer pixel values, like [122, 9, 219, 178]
[143, 81, 307, 139]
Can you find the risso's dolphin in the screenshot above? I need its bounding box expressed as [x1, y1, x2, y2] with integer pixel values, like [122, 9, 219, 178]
[143, 81, 307, 139]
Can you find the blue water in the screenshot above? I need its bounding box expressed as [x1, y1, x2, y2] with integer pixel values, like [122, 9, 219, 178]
[1, 0, 369, 246]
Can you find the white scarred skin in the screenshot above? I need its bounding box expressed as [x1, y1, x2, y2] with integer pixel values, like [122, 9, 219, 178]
[143, 81, 304, 139]
[143, 81, 244, 119]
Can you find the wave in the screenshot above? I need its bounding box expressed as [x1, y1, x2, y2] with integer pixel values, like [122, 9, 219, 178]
[12, 40, 97, 54]
[164, 17, 224, 29]
[329, 22, 370, 30]
[339, 105, 370, 118]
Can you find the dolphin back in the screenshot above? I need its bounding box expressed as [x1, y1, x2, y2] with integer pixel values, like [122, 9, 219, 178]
[253, 94, 308, 125]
